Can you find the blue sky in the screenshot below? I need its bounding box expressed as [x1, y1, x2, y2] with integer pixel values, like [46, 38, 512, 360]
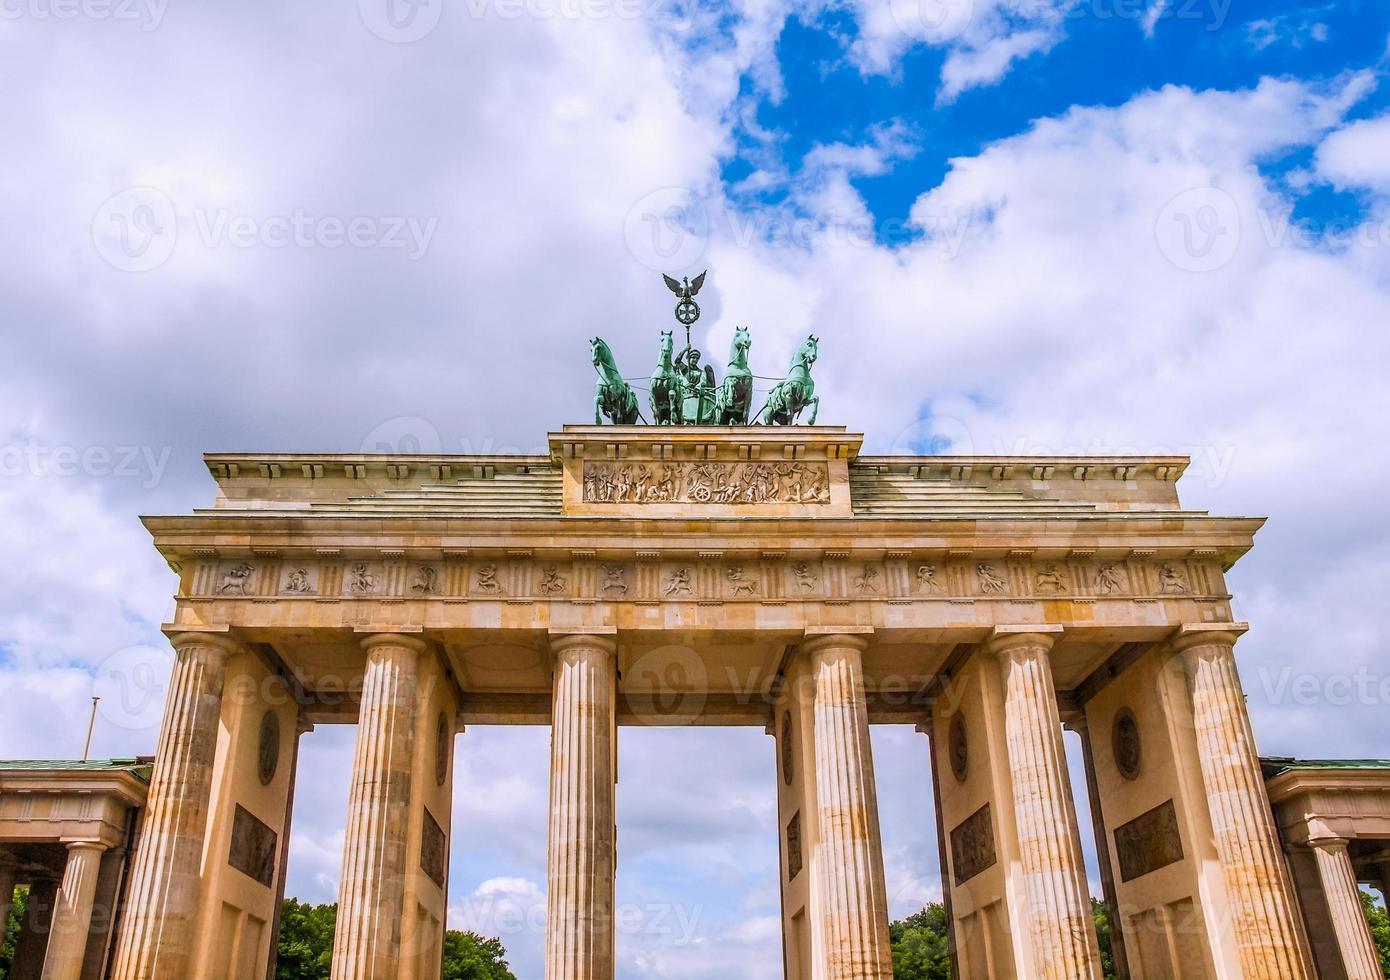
[3, 0, 1390, 977]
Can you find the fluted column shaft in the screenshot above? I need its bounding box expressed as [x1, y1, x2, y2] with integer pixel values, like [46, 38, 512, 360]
[330, 634, 424, 980]
[110, 633, 234, 980]
[807, 633, 893, 980]
[545, 633, 616, 980]
[41, 842, 108, 980]
[1176, 629, 1310, 978]
[992, 630, 1103, 980]
[1310, 839, 1381, 980]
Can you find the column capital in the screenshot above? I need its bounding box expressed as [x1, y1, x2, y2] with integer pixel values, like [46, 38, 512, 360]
[801, 627, 872, 657]
[60, 840, 109, 854]
[1307, 836, 1352, 852]
[986, 624, 1063, 657]
[548, 629, 617, 657]
[166, 629, 242, 658]
[1169, 622, 1249, 656]
[358, 632, 429, 656]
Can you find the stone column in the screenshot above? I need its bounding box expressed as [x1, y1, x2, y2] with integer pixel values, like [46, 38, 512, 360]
[990, 627, 1103, 980]
[0, 860, 16, 943]
[805, 632, 893, 980]
[330, 633, 424, 980]
[1174, 625, 1309, 978]
[40, 842, 109, 980]
[1309, 839, 1381, 980]
[545, 633, 617, 980]
[110, 632, 236, 980]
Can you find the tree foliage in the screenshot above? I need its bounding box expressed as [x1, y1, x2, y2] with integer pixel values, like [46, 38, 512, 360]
[0, 886, 29, 980]
[1359, 888, 1390, 978]
[889, 891, 1390, 980]
[271, 900, 515, 980]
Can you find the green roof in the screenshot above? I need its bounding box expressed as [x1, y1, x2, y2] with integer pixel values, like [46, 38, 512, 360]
[0, 758, 153, 781]
[1261, 757, 1390, 779]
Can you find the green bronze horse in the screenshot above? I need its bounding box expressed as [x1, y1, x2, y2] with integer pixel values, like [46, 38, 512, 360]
[649, 330, 681, 425]
[591, 337, 641, 425]
[755, 334, 819, 425]
[715, 326, 753, 425]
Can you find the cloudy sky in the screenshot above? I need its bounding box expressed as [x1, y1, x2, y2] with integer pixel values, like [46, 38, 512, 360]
[3, 0, 1390, 975]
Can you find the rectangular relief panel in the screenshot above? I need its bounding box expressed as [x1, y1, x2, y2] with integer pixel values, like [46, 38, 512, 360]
[1114, 799, 1184, 883]
[950, 803, 997, 886]
[786, 810, 803, 882]
[421, 807, 447, 888]
[228, 804, 277, 888]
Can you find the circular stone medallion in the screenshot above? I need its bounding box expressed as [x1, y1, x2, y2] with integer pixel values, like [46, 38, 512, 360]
[781, 712, 794, 786]
[949, 713, 968, 783]
[435, 713, 450, 786]
[1113, 707, 1142, 780]
[257, 711, 280, 786]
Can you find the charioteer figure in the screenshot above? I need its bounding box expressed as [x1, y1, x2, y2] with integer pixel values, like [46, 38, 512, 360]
[675, 345, 718, 424]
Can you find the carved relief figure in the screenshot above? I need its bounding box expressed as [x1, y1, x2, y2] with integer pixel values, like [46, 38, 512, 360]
[914, 564, 945, 594]
[854, 564, 880, 594]
[411, 565, 440, 595]
[793, 562, 818, 593]
[1036, 563, 1068, 594]
[663, 567, 692, 597]
[474, 564, 503, 595]
[583, 461, 831, 506]
[538, 565, 568, 596]
[1095, 563, 1127, 595]
[976, 563, 1008, 595]
[727, 566, 758, 597]
[602, 564, 628, 595]
[1159, 563, 1190, 594]
[348, 563, 377, 595]
[284, 567, 312, 594]
[219, 562, 255, 595]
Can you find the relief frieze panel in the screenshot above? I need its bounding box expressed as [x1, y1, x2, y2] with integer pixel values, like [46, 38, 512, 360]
[582, 460, 831, 505]
[186, 554, 1224, 604]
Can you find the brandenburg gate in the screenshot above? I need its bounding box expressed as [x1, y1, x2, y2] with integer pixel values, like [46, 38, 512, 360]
[13, 287, 1369, 980]
[95, 416, 1321, 980]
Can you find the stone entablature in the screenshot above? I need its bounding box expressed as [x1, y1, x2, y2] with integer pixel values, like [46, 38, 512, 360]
[178, 549, 1230, 606]
[197, 426, 1194, 520]
[0, 760, 150, 850]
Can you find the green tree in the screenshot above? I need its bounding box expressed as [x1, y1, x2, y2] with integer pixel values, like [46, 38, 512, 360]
[0, 886, 29, 980]
[888, 902, 952, 980]
[275, 899, 336, 980]
[1359, 888, 1390, 977]
[1091, 897, 1117, 980]
[271, 899, 516, 980]
[441, 930, 517, 980]
[888, 897, 1122, 980]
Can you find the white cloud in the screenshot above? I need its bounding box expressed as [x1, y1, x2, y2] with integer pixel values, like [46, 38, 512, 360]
[1317, 113, 1390, 193]
[851, 0, 1078, 101]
